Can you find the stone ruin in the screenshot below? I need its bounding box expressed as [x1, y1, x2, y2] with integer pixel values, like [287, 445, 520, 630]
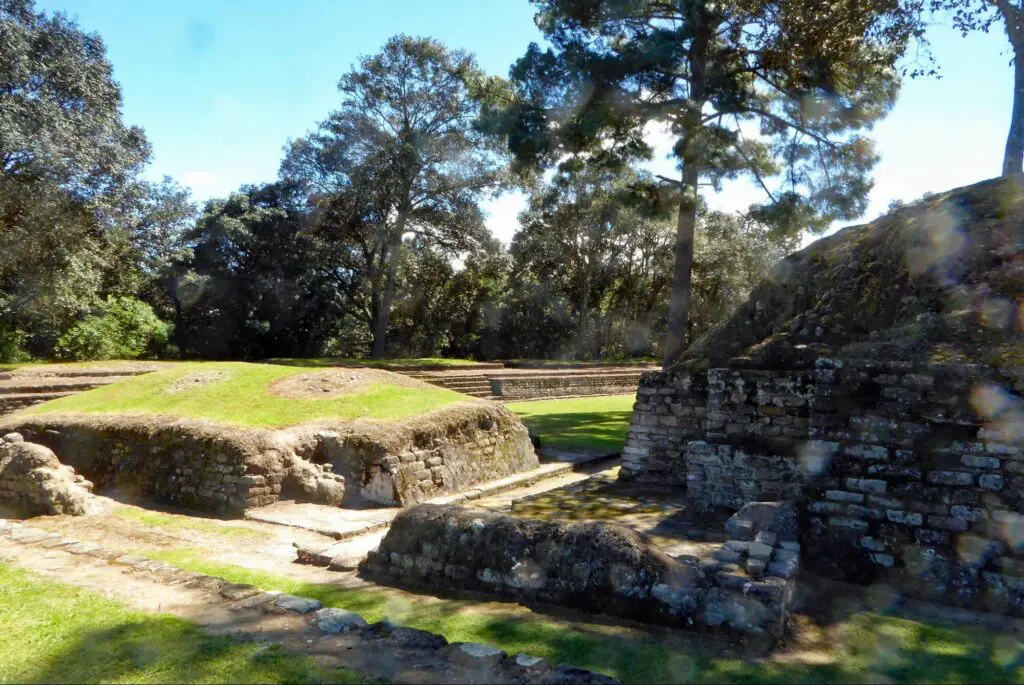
[360, 175, 1024, 636]
[361, 501, 800, 636]
[0, 432, 95, 516]
[0, 401, 535, 515]
[622, 175, 1024, 616]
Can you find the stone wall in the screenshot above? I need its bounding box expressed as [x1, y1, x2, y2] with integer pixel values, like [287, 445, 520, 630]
[622, 359, 1024, 614]
[491, 372, 643, 400]
[0, 404, 538, 514]
[361, 503, 798, 636]
[0, 416, 345, 515]
[304, 410, 538, 507]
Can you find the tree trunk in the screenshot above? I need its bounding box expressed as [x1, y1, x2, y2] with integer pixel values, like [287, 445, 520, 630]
[1004, 45, 1024, 176]
[576, 261, 591, 360]
[662, 24, 709, 369]
[370, 214, 407, 359]
[1000, 0, 1024, 176]
[662, 162, 700, 368]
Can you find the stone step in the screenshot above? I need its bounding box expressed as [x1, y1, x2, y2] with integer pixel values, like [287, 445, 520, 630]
[0, 368, 153, 380]
[433, 380, 492, 389]
[0, 376, 132, 394]
[0, 390, 80, 406]
[291, 455, 615, 565]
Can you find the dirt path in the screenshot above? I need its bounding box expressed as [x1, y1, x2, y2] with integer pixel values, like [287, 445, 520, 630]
[0, 531, 606, 684]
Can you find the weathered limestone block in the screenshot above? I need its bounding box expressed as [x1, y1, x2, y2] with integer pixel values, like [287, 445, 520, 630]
[0, 434, 94, 516]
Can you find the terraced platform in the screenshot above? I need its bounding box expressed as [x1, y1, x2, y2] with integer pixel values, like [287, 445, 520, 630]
[406, 364, 658, 401]
[0, 364, 166, 417]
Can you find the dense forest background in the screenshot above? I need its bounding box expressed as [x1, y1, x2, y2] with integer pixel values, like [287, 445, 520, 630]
[0, 5, 794, 363]
[5, 0, 1015, 363]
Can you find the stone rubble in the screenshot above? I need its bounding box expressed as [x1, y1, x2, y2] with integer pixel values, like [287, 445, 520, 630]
[0, 433, 94, 516]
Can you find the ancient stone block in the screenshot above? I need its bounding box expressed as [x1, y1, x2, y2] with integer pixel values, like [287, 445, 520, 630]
[927, 471, 975, 487]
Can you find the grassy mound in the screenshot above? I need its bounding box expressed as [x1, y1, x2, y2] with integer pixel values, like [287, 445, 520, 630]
[21, 362, 467, 428]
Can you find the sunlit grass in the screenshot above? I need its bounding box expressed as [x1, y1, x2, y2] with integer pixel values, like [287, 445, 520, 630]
[507, 394, 636, 453]
[263, 357, 482, 368]
[0, 562, 364, 684]
[22, 362, 466, 428]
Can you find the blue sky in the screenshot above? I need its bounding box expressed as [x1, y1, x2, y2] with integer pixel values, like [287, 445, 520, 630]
[38, 0, 1013, 245]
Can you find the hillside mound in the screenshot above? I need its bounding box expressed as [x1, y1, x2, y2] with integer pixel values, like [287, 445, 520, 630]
[679, 175, 1024, 369]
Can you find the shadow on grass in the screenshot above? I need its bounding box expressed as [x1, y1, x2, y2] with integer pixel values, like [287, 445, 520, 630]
[516, 409, 634, 453]
[0, 564, 361, 684]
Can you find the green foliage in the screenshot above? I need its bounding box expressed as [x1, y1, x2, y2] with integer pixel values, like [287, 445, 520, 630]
[175, 182, 348, 360]
[54, 296, 169, 361]
[0, 2, 195, 360]
[281, 35, 510, 357]
[25, 361, 464, 427]
[0, 325, 30, 363]
[500, 163, 794, 359]
[0, 562, 364, 684]
[489, 0, 926, 362]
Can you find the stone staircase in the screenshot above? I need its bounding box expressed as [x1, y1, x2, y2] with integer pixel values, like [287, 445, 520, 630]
[0, 367, 158, 417]
[406, 373, 498, 399]
[405, 366, 653, 402]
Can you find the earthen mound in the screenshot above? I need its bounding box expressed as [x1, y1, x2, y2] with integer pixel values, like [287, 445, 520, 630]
[269, 368, 425, 398]
[680, 175, 1024, 369]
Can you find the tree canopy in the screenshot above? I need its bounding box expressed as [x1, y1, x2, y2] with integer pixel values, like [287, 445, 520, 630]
[488, 0, 928, 365]
[282, 35, 511, 357]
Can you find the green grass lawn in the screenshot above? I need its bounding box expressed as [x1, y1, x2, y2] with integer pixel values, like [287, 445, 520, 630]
[0, 562, 363, 684]
[263, 357, 483, 368]
[22, 362, 466, 428]
[507, 394, 636, 453]
[145, 550, 1024, 685]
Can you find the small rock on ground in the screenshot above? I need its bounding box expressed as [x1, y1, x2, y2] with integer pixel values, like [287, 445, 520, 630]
[273, 594, 322, 614]
[315, 607, 367, 633]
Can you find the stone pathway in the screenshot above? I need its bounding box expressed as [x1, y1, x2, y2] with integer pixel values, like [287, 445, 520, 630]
[0, 518, 617, 684]
[253, 455, 613, 541]
[290, 461, 609, 571]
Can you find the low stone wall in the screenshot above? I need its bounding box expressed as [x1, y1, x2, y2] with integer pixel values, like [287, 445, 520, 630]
[360, 503, 798, 636]
[492, 372, 643, 400]
[0, 403, 537, 514]
[622, 359, 1024, 615]
[0, 415, 345, 515]
[294, 405, 538, 507]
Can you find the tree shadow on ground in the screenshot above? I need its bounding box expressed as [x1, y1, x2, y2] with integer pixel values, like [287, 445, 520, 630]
[0, 564, 361, 684]
[467, 606, 1024, 684]
[518, 409, 634, 453]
